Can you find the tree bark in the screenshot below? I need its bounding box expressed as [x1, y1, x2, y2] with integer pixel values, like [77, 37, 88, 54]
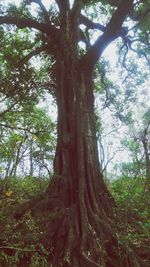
[31, 44, 141, 266]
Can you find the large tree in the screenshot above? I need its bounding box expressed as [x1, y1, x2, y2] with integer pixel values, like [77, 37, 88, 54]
[0, 0, 149, 266]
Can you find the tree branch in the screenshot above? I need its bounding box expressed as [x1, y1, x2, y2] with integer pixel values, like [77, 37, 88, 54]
[17, 45, 50, 67]
[34, 158, 52, 177]
[102, 148, 125, 173]
[80, 0, 134, 69]
[80, 14, 105, 32]
[0, 122, 51, 136]
[0, 16, 60, 43]
[0, 246, 40, 253]
[0, 102, 17, 117]
[28, 0, 50, 23]
[131, 6, 150, 21]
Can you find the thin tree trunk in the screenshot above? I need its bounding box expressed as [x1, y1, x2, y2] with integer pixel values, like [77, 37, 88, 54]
[29, 139, 34, 177]
[142, 129, 150, 191]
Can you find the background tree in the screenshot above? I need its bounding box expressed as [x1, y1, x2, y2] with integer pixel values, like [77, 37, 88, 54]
[0, 0, 150, 266]
[0, 102, 55, 181]
[118, 108, 150, 189]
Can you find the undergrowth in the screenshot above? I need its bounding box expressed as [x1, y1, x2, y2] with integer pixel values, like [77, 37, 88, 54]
[0, 175, 149, 266]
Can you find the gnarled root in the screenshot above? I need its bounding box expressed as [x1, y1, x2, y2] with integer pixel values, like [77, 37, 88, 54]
[13, 176, 148, 267]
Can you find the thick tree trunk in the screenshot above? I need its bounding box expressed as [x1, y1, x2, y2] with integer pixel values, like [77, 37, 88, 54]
[12, 58, 145, 267]
[52, 52, 114, 214]
[36, 50, 141, 266]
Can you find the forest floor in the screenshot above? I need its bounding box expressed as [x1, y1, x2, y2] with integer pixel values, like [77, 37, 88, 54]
[0, 176, 149, 266]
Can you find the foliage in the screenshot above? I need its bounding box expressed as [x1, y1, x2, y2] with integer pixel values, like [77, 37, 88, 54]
[0, 174, 149, 266]
[0, 176, 50, 267]
[111, 176, 150, 250]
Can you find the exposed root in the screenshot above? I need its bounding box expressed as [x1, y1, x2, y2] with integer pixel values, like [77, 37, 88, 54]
[12, 176, 149, 267]
[14, 198, 144, 267]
